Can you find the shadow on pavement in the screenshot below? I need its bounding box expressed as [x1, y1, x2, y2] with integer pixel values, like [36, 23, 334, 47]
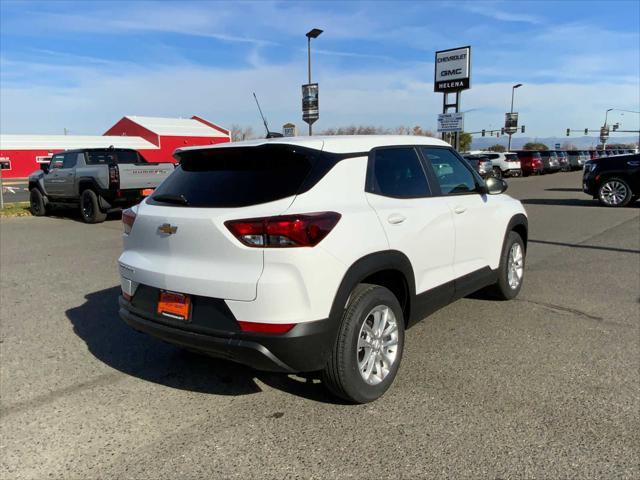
[522, 198, 639, 208]
[66, 286, 344, 404]
[529, 239, 639, 255]
[544, 188, 583, 192]
[47, 207, 122, 223]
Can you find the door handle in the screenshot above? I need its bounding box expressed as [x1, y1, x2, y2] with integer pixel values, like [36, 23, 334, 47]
[453, 206, 467, 214]
[387, 213, 406, 225]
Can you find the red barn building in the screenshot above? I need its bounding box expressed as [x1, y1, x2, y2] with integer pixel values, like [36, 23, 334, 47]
[0, 115, 230, 178]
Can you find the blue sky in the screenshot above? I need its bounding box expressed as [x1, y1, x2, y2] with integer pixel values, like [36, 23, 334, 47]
[1, 0, 639, 138]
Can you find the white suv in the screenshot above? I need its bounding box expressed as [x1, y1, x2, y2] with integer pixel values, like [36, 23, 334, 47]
[468, 151, 523, 178]
[118, 136, 528, 403]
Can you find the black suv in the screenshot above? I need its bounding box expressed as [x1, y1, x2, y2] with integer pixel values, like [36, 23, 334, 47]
[583, 154, 640, 207]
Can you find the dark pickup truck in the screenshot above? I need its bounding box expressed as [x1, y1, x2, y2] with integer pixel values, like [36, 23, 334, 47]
[28, 148, 174, 223]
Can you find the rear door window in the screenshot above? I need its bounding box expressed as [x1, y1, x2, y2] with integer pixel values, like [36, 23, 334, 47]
[367, 147, 431, 198]
[62, 152, 81, 168]
[149, 144, 315, 207]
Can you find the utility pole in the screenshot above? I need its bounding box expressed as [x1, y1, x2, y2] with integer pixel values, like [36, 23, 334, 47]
[507, 83, 522, 152]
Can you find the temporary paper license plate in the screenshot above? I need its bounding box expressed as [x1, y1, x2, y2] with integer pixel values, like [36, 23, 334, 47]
[157, 291, 191, 321]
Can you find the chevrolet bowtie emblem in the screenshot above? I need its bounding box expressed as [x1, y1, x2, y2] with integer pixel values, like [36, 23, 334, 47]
[158, 223, 178, 235]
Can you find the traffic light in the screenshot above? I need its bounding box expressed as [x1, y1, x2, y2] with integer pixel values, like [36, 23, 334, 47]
[613, 123, 619, 131]
[501, 127, 505, 135]
[584, 128, 588, 135]
[481, 129, 486, 137]
[566, 128, 570, 136]
[521, 125, 525, 133]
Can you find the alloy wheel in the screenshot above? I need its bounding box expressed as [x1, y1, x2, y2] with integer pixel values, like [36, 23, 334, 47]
[507, 243, 524, 289]
[356, 305, 399, 385]
[600, 181, 628, 206]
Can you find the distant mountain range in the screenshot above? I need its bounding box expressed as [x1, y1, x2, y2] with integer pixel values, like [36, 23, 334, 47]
[471, 135, 639, 150]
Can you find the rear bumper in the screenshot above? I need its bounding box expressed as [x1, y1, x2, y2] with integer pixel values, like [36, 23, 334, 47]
[119, 296, 336, 373]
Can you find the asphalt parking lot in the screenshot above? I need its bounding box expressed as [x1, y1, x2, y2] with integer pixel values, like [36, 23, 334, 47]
[1, 171, 638, 479]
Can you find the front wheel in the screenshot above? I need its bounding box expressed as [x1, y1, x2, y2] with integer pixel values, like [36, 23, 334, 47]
[486, 231, 525, 300]
[80, 189, 107, 223]
[29, 188, 47, 216]
[598, 178, 632, 207]
[323, 284, 405, 404]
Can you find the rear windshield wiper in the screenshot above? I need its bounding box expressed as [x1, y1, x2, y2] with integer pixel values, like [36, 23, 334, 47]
[152, 193, 189, 205]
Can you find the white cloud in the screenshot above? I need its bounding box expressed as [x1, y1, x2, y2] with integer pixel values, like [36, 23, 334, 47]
[2, 56, 638, 137]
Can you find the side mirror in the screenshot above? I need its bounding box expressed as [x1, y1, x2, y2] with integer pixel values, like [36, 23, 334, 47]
[485, 176, 508, 195]
[40, 163, 50, 174]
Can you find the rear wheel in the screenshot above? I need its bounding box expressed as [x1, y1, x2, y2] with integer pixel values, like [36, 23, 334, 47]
[323, 284, 404, 404]
[492, 167, 503, 179]
[598, 178, 632, 207]
[29, 188, 47, 216]
[80, 189, 107, 223]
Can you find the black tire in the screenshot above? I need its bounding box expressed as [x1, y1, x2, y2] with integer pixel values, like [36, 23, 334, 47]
[597, 178, 632, 207]
[80, 189, 107, 223]
[322, 284, 405, 404]
[29, 188, 47, 216]
[493, 167, 503, 179]
[486, 231, 525, 300]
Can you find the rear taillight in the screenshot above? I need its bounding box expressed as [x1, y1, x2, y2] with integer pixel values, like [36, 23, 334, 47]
[238, 321, 295, 334]
[109, 164, 120, 188]
[122, 208, 136, 235]
[225, 212, 341, 248]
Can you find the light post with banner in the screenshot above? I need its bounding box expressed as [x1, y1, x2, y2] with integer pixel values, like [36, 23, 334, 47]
[303, 28, 323, 135]
[506, 83, 522, 151]
[434, 46, 471, 151]
[302, 83, 319, 133]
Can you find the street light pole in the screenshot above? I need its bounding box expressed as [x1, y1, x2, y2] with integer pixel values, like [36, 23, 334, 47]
[507, 83, 522, 152]
[305, 28, 323, 136]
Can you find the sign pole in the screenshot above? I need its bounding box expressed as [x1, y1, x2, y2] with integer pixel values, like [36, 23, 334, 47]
[455, 91, 461, 151]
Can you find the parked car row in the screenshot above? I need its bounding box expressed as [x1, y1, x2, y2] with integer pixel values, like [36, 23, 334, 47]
[466, 149, 638, 178]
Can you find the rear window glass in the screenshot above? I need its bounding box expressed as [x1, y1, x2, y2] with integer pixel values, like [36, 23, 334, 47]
[150, 145, 314, 207]
[86, 150, 141, 165]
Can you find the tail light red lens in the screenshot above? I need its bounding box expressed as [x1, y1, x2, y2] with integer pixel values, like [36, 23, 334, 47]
[108, 164, 120, 188]
[122, 208, 137, 235]
[238, 321, 295, 334]
[225, 212, 341, 248]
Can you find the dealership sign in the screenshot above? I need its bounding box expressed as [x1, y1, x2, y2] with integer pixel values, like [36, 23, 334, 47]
[302, 83, 319, 125]
[434, 46, 471, 92]
[437, 113, 464, 133]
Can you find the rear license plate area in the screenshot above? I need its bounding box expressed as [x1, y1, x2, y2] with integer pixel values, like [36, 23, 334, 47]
[157, 291, 191, 321]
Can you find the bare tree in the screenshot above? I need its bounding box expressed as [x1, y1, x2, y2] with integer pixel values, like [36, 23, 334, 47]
[319, 125, 436, 137]
[230, 125, 257, 142]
